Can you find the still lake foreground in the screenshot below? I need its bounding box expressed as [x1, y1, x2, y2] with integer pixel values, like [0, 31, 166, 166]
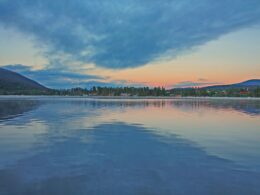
[0, 97, 260, 195]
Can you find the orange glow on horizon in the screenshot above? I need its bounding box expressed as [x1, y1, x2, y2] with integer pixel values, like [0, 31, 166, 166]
[87, 61, 260, 88]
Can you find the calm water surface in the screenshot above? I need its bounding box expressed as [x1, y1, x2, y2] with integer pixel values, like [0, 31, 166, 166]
[0, 97, 260, 195]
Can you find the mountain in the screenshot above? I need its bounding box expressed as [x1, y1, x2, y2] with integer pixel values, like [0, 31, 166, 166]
[234, 79, 260, 87]
[205, 79, 260, 89]
[0, 68, 48, 92]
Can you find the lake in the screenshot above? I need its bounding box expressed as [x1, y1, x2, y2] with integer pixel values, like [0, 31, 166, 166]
[0, 97, 260, 195]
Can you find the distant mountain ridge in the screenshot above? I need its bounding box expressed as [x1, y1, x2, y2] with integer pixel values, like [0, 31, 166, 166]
[234, 79, 260, 86]
[0, 68, 47, 91]
[0, 67, 259, 97]
[204, 79, 260, 89]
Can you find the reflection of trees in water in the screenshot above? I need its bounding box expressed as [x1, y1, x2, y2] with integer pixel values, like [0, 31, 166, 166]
[170, 99, 260, 116]
[0, 100, 40, 120]
[0, 98, 259, 121]
[37, 99, 168, 109]
[55, 99, 260, 116]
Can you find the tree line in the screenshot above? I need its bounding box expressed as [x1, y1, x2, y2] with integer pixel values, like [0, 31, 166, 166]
[48, 86, 167, 96]
[170, 87, 260, 97]
[1, 85, 260, 97]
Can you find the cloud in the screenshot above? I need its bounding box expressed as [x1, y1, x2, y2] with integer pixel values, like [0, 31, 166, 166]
[2, 64, 145, 89]
[173, 81, 221, 88]
[3, 64, 106, 89]
[0, 1, 260, 69]
[197, 78, 208, 82]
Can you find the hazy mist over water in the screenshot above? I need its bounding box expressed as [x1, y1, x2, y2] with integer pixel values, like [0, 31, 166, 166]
[0, 97, 260, 195]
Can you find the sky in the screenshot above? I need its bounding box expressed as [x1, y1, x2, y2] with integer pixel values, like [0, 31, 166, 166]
[0, 0, 260, 89]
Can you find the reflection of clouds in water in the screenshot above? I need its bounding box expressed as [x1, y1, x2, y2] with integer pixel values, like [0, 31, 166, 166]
[1, 98, 260, 169]
[0, 120, 48, 168]
[93, 101, 260, 170]
[1, 123, 260, 195]
[0, 98, 260, 182]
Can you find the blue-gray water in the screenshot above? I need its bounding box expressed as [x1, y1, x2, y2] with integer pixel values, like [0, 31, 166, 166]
[0, 97, 260, 195]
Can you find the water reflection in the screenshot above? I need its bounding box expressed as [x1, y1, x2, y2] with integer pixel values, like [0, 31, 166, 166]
[1, 97, 259, 117]
[0, 97, 260, 194]
[0, 99, 40, 121]
[1, 123, 260, 195]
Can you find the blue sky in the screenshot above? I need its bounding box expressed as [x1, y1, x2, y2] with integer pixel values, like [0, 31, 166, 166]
[0, 0, 260, 88]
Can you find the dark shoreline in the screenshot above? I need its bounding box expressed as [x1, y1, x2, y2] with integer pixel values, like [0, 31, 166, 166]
[0, 95, 260, 100]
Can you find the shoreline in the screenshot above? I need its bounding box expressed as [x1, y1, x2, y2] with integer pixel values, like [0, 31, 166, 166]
[0, 95, 260, 100]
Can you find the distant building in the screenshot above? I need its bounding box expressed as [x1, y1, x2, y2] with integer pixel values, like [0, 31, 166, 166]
[120, 93, 130, 97]
[170, 94, 181, 97]
[239, 91, 249, 95]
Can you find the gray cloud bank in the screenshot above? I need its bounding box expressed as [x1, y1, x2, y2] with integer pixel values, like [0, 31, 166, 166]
[3, 64, 106, 89]
[173, 80, 221, 88]
[3, 64, 145, 89]
[0, 0, 260, 69]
